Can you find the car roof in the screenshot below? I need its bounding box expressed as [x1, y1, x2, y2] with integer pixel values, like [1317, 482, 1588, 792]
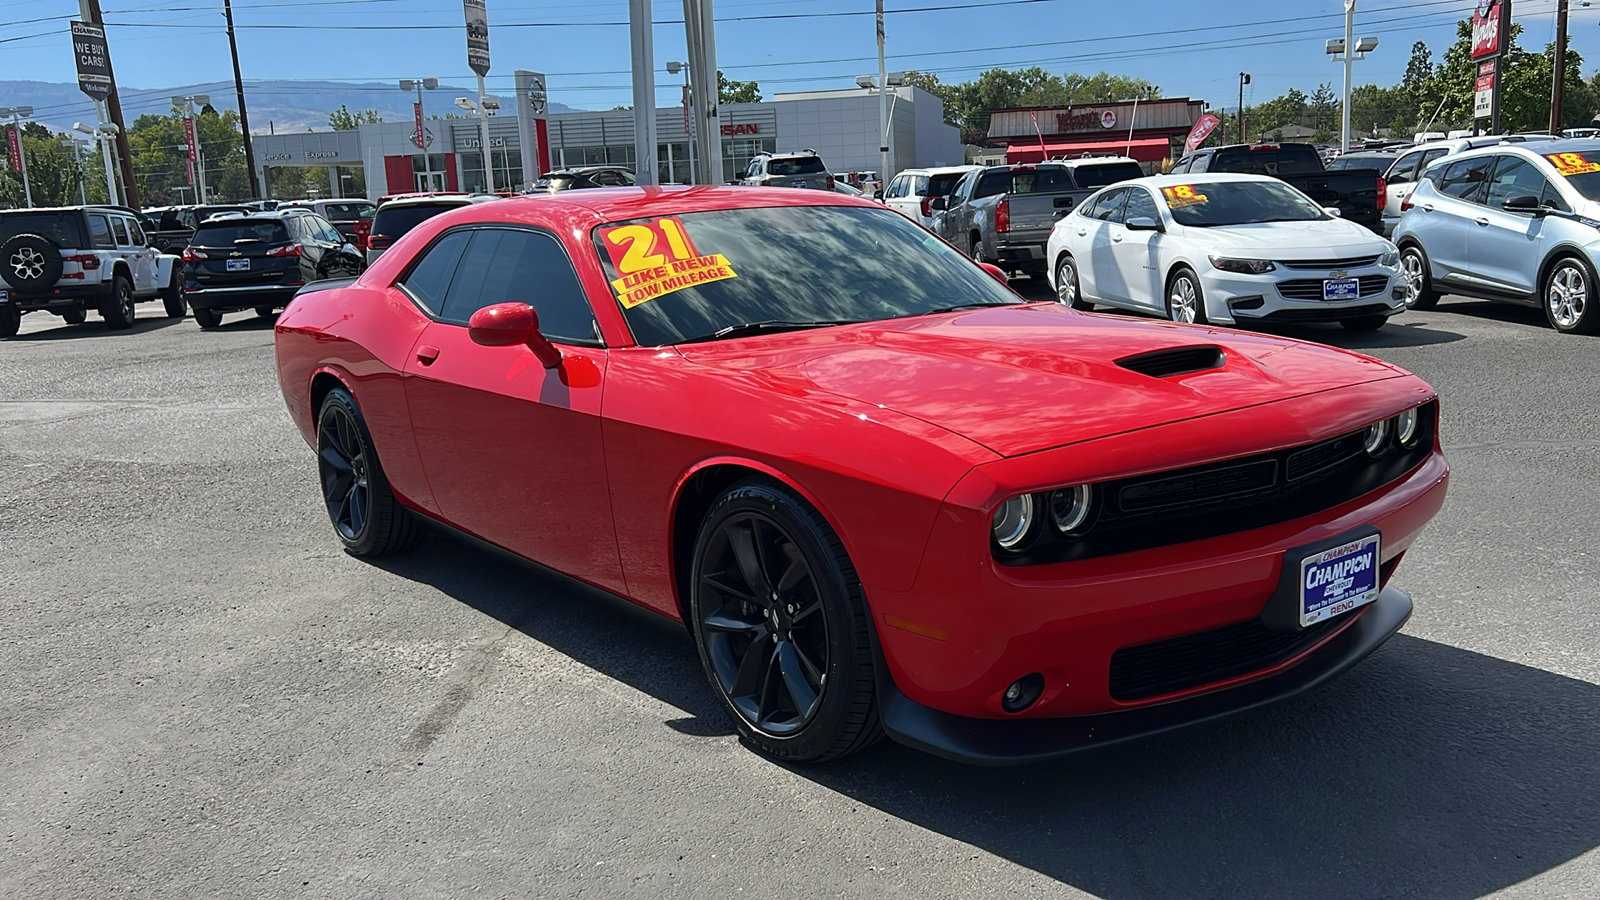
[1051, 155, 1140, 167]
[453, 185, 875, 225]
[378, 193, 496, 209]
[1142, 172, 1280, 188]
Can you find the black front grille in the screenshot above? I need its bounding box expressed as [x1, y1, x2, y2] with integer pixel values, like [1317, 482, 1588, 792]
[1276, 275, 1390, 300]
[1117, 345, 1226, 379]
[1278, 255, 1381, 270]
[1285, 431, 1365, 481]
[1109, 611, 1357, 701]
[1118, 459, 1278, 511]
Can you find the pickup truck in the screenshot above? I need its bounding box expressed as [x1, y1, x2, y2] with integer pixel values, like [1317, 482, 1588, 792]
[143, 204, 252, 253]
[1171, 142, 1385, 234]
[936, 157, 1144, 275]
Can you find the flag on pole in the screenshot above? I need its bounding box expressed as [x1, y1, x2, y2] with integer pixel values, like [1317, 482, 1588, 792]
[1029, 110, 1049, 160]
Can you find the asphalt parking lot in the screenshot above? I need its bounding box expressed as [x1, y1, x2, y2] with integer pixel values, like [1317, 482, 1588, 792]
[3, 286, 1598, 900]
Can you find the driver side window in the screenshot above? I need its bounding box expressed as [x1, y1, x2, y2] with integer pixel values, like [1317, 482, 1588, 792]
[438, 228, 600, 344]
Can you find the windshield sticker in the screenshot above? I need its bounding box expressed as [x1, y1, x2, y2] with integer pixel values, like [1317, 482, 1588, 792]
[601, 217, 737, 309]
[1161, 185, 1209, 208]
[1546, 153, 1600, 177]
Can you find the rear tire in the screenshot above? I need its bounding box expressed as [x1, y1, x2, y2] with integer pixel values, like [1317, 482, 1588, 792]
[1340, 314, 1388, 332]
[99, 275, 136, 330]
[193, 307, 223, 330]
[0, 304, 19, 338]
[315, 387, 422, 558]
[970, 236, 986, 265]
[1400, 245, 1439, 310]
[161, 271, 186, 318]
[61, 308, 87, 325]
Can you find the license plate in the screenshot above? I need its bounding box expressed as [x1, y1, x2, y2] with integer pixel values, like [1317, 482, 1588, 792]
[1299, 533, 1380, 627]
[226, 259, 250, 271]
[1323, 277, 1360, 300]
[0, 289, 8, 303]
[792, 181, 809, 189]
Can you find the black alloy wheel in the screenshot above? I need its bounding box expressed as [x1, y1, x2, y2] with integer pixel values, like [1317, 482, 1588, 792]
[100, 275, 136, 330]
[970, 237, 986, 265]
[690, 478, 881, 762]
[315, 387, 420, 557]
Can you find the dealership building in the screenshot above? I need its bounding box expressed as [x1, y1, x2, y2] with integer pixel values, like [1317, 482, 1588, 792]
[251, 85, 964, 199]
[985, 98, 1206, 166]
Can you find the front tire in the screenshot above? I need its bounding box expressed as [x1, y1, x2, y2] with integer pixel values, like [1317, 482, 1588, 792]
[99, 275, 136, 330]
[193, 307, 223, 329]
[689, 478, 881, 763]
[1543, 256, 1600, 335]
[1166, 267, 1207, 324]
[1055, 255, 1093, 310]
[161, 272, 186, 318]
[315, 387, 421, 558]
[1400, 245, 1439, 310]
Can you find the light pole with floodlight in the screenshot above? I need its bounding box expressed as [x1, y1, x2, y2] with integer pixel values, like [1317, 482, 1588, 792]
[1325, 1, 1378, 153]
[857, 71, 904, 190]
[666, 61, 696, 184]
[74, 121, 121, 206]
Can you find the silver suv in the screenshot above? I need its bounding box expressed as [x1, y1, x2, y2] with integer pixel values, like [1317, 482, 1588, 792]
[1392, 140, 1600, 334]
[739, 151, 834, 190]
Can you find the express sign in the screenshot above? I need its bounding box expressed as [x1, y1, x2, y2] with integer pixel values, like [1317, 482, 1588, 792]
[1471, 0, 1503, 59]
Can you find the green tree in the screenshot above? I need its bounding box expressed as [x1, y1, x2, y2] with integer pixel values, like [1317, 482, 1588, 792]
[1425, 20, 1592, 132]
[1309, 83, 1339, 134]
[125, 106, 250, 204]
[0, 123, 99, 207]
[328, 105, 383, 131]
[718, 71, 761, 104]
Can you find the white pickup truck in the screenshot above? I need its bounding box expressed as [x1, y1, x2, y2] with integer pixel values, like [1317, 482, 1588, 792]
[0, 205, 185, 337]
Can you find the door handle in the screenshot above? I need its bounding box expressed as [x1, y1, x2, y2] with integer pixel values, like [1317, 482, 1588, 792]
[415, 344, 440, 366]
[1077, 229, 1087, 236]
[1474, 217, 1490, 227]
[1421, 203, 1434, 212]
[1111, 234, 1123, 242]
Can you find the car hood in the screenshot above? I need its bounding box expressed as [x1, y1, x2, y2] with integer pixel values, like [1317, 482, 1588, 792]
[675, 303, 1406, 458]
[1179, 218, 1392, 259]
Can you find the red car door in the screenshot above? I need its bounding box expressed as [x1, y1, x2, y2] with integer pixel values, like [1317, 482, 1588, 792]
[398, 226, 625, 592]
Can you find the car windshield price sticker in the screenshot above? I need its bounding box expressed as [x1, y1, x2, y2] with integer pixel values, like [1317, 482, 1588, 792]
[1161, 185, 1208, 208]
[1546, 153, 1600, 177]
[601, 218, 738, 309]
[1299, 533, 1380, 627]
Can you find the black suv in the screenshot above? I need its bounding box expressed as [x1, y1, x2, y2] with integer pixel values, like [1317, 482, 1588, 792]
[181, 209, 364, 329]
[535, 166, 637, 192]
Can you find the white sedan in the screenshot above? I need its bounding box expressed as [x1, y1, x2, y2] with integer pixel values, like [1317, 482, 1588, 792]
[1045, 173, 1406, 331]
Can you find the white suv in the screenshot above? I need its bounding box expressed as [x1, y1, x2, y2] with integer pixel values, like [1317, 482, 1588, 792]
[881, 165, 983, 229]
[0, 206, 184, 337]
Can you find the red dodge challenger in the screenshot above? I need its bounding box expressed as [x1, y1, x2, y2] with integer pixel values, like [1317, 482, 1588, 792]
[274, 186, 1449, 765]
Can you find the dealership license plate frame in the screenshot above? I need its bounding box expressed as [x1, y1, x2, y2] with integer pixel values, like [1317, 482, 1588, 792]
[226, 259, 251, 272]
[1262, 525, 1383, 632]
[1298, 533, 1380, 627]
[1323, 277, 1360, 301]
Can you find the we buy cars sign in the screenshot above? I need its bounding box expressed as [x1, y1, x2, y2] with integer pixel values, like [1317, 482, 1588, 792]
[1471, 0, 1504, 59]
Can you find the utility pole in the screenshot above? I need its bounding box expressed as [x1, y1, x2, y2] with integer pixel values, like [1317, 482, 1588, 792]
[1238, 73, 1251, 143]
[80, 0, 138, 207]
[223, 0, 260, 199]
[1551, 0, 1569, 133]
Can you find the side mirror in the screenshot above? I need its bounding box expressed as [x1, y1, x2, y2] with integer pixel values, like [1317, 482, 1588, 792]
[1502, 194, 1545, 215]
[930, 196, 948, 211]
[872, 189, 884, 200]
[978, 262, 1009, 286]
[1323, 207, 1344, 218]
[467, 302, 562, 369]
[1124, 216, 1162, 232]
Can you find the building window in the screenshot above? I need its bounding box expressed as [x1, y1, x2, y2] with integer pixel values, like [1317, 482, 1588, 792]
[722, 138, 775, 184]
[458, 146, 523, 193]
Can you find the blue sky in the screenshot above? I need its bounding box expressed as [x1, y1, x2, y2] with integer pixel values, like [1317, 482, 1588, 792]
[3, 0, 1596, 115]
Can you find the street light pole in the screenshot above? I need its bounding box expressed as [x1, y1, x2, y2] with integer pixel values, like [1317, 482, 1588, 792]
[667, 61, 695, 184]
[1237, 74, 1250, 144]
[1341, 0, 1355, 152]
[876, 0, 889, 187]
[1, 107, 34, 207]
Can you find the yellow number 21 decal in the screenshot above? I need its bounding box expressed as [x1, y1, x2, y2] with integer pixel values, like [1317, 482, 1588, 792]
[1546, 153, 1600, 177]
[600, 217, 738, 309]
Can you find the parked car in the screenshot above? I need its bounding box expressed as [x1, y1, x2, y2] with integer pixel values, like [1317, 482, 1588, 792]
[939, 158, 1143, 276]
[738, 150, 835, 189]
[278, 199, 377, 252]
[366, 193, 498, 266]
[1047, 173, 1405, 331]
[274, 185, 1447, 765]
[536, 166, 637, 192]
[181, 208, 364, 329]
[1393, 140, 1600, 334]
[1379, 134, 1559, 236]
[143, 204, 253, 253]
[1325, 150, 1401, 171]
[1172, 142, 1386, 234]
[881, 164, 983, 229]
[0, 205, 184, 337]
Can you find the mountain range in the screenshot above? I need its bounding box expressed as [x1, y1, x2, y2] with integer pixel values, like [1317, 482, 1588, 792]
[0, 79, 577, 135]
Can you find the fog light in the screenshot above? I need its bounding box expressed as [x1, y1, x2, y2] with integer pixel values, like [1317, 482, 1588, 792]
[1001, 673, 1045, 713]
[1396, 407, 1419, 447]
[1363, 420, 1391, 456]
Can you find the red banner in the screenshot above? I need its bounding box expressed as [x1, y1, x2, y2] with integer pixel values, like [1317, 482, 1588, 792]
[682, 85, 691, 140]
[414, 101, 425, 150]
[5, 125, 19, 174]
[1182, 114, 1221, 156]
[184, 116, 197, 163]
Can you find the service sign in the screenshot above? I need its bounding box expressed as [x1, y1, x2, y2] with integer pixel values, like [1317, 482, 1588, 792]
[1471, 0, 1503, 59]
[70, 21, 114, 101]
[463, 0, 490, 76]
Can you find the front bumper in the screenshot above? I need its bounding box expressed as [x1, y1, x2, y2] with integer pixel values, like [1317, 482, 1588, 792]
[1200, 265, 1405, 325]
[185, 283, 301, 312]
[880, 585, 1411, 766]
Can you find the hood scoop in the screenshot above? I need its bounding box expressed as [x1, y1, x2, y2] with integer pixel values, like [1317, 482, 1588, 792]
[1116, 345, 1226, 379]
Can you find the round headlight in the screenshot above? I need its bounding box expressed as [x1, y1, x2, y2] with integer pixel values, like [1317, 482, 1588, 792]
[1363, 420, 1391, 456]
[1049, 485, 1093, 535]
[1396, 407, 1419, 447]
[992, 494, 1035, 550]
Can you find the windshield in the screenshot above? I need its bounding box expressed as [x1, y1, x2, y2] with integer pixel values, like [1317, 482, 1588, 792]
[0, 212, 87, 248]
[1160, 180, 1327, 227]
[1326, 154, 1395, 171]
[1071, 162, 1145, 189]
[1000, 168, 1074, 193]
[594, 205, 1022, 345]
[1543, 150, 1600, 201]
[192, 220, 292, 247]
[372, 203, 460, 237]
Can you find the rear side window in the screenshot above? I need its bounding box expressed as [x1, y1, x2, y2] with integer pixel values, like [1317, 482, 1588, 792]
[399, 230, 470, 314]
[438, 229, 599, 343]
[768, 157, 825, 176]
[372, 203, 460, 240]
[128, 220, 146, 245]
[1188, 154, 1210, 174]
[323, 202, 374, 221]
[88, 215, 115, 249]
[926, 172, 966, 197]
[0, 212, 89, 248]
[1071, 162, 1144, 189]
[1387, 151, 1423, 183]
[1438, 156, 1494, 202]
[192, 220, 292, 247]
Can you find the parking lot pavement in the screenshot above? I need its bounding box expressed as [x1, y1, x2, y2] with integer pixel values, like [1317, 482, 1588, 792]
[2, 296, 1598, 900]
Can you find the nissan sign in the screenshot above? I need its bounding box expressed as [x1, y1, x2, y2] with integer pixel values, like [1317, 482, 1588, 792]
[464, 0, 491, 76]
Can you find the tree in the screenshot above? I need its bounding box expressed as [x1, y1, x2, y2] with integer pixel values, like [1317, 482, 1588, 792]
[1309, 83, 1339, 134]
[329, 105, 383, 131]
[718, 71, 761, 104]
[0, 123, 99, 207]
